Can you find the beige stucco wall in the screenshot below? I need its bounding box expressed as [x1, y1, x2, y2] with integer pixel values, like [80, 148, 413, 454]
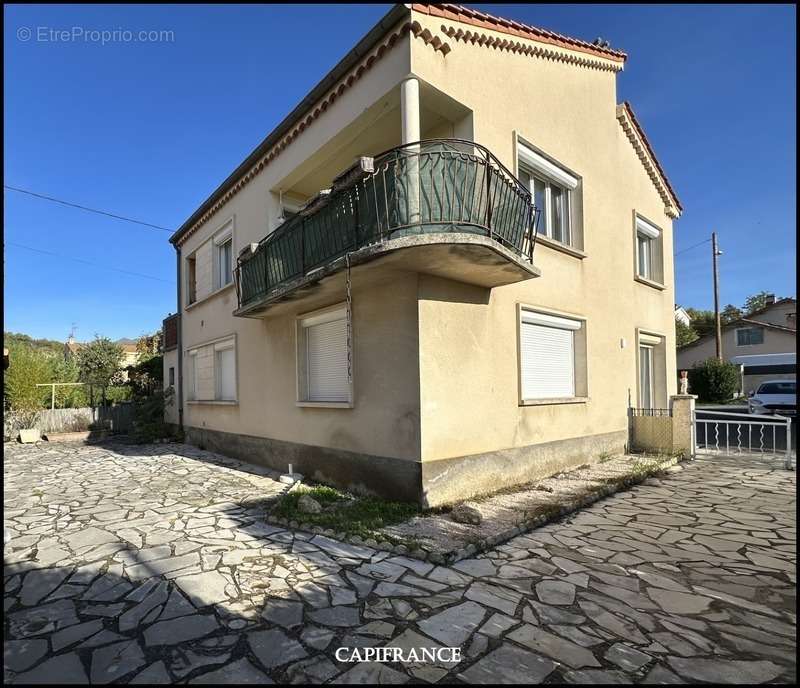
[412, 12, 677, 463]
[677, 327, 797, 370]
[180, 270, 421, 462]
[750, 302, 796, 328]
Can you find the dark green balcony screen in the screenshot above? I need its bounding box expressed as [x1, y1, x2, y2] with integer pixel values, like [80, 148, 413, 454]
[238, 140, 534, 308]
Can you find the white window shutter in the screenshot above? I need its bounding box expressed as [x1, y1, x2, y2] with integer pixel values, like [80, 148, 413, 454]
[306, 317, 349, 402]
[520, 320, 576, 399]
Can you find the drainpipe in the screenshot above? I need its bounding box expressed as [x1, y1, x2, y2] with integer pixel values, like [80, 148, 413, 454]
[400, 75, 421, 225]
[175, 245, 184, 431]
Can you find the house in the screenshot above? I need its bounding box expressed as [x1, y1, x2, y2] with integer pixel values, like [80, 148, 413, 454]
[674, 305, 691, 326]
[677, 297, 796, 393]
[165, 3, 682, 506]
[64, 335, 140, 379]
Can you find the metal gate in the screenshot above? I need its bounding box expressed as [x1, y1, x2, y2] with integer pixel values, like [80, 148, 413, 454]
[693, 409, 794, 470]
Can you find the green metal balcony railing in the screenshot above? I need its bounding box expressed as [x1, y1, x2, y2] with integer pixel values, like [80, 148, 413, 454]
[236, 139, 539, 309]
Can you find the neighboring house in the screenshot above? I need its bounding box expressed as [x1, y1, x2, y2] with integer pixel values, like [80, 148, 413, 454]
[64, 335, 139, 378]
[677, 297, 797, 394]
[165, 3, 682, 505]
[674, 305, 691, 327]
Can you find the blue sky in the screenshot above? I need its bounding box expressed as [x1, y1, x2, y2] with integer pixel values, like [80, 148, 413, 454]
[4, 4, 796, 341]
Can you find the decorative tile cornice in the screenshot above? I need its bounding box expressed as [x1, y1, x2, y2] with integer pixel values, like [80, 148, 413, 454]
[440, 24, 623, 73]
[414, 3, 627, 64]
[617, 103, 682, 218]
[175, 20, 448, 247]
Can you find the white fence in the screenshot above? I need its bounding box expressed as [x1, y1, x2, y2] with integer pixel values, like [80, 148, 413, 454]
[3, 403, 134, 438]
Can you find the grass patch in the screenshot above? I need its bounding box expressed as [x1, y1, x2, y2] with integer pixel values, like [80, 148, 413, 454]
[270, 485, 420, 541]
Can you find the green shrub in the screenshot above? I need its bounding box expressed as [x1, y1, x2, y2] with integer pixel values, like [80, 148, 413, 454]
[688, 358, 739, 403]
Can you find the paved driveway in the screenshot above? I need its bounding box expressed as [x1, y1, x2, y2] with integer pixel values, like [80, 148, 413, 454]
[4, 442, 796, 684]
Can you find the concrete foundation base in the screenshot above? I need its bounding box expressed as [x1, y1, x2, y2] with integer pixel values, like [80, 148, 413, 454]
[183, 425, 628, 507]
[420, 430, 628, 507]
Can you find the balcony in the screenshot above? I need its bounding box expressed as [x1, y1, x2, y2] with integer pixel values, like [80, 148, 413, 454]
[235, 139, 540, 317]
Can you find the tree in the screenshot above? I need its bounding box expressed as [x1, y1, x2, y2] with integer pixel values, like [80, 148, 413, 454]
[743, 291, 783, 316]
[3, 343, 51, 430]
[684, 309, 715, 338]
[675, 319, 698, 347]
[77, 336, 125, 407]
[687, 358, 740, 403]
[721, 304, 742, 323]
[135, 331, 162, 364]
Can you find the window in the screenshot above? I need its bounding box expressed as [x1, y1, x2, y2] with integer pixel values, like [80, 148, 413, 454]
[188, 351, 198, 400]
[188, 338, 236, 402]
[214, 229, 233, 290]
[639, 345, 655, 408]
[186, 256, 197, 305]
[519, 309, 583, 400]
[635, 216, 663, 283]
[737, 327, 764, 346]
[214, 342, 236, 400]
[168, 367, 175, 387]
[297, 305, 351, 404]
[637, 332, 665, 409]
[517, 143, 579, 248]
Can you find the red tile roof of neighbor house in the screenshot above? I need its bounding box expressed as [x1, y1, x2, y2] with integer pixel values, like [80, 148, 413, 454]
[411, 3, 627, 62]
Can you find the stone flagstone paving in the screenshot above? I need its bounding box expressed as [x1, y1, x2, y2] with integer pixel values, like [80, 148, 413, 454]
[3, 441, 796, 684]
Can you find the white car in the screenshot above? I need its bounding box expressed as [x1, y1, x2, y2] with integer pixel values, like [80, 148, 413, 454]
[748, 380, 797, 416]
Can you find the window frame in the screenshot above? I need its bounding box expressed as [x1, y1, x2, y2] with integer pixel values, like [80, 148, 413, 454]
[213, 340, 237, 401]
[633, 213, 665, 287]
[736, 327, 765, 347]
[516, 139, 582, 252]
[212, 221, 234, 292]
[636, 330, 667, 409]
[295, 302, 353, 408]
[517, 304, 588, 406]
[186, 254, 197, 306]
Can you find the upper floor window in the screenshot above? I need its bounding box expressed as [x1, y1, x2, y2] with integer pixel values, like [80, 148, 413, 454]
[517, 142, 580, 249]
[635, 215, 664, 284]
[213, 224, 233, 290]
[736, 327, 764, 346]
[186, 255, 197, 305]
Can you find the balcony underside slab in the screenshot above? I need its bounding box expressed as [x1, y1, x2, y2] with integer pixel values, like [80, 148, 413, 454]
[234, 232, 540, 318]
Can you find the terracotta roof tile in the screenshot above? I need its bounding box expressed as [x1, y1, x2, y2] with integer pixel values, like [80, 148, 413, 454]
[411, 3, 626, 62]
[620, 102, 682, 213]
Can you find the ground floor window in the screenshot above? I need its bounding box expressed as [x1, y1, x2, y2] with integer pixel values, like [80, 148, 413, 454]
[519, 308, 585, 400]
[637, 331, 666, 409]
[297, 304, 351, 404]
[187, 336, 237, 402]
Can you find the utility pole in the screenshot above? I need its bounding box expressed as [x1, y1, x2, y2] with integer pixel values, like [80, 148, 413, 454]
[712, 232, 723, 360]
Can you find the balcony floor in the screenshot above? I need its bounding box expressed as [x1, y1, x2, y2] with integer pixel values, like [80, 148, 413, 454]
[234, 232, 540, 318]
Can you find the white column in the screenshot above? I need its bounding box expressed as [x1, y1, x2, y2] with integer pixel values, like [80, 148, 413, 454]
[400, 76, 421, 225]
[400, 76, 420, 144]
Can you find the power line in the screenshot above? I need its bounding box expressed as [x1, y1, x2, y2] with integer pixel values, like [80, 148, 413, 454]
[674, 237, 711, 257]
[3, 185, 173, 233]
[6, 241, 174, 284]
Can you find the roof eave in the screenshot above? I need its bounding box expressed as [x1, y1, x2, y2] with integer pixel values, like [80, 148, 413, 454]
[170, 3, 411, 246]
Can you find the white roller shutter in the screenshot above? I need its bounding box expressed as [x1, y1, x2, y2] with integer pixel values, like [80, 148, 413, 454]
[520, 312, 578, 399]
[306, 316, 349, 402]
